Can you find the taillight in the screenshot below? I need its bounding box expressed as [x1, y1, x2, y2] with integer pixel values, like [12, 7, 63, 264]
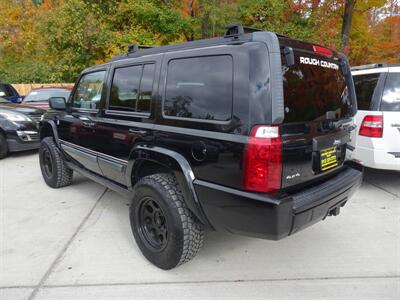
[359, 115, 383, 138]
[243, 126, 282, 193]
[313, 45, 333, 57]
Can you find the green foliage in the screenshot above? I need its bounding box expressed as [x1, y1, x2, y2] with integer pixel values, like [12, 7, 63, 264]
[0, 0, 191, 83]
[109, 0, 190, 47]
[0, 58, 58, 83]
[40, 0, 111, 82]
[0, 0, 398, 83]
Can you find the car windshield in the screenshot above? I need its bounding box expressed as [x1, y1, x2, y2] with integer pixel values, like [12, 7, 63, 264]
[24, 89, 70, 102]
[0, 85, 13, 97]
[0, 97, 9, 103]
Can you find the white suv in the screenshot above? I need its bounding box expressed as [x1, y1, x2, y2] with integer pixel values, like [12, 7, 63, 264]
[347, 64, 400, 171]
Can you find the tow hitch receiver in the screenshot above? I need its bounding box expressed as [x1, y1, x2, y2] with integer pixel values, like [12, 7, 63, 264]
[328, 206, 341, 216]
[328, 200, 347, 217]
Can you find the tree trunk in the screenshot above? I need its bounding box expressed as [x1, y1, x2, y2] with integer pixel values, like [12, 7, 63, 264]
[201, 11, 210, 39]
[199, 0, 210, 39]
[341, 0, 356, 54]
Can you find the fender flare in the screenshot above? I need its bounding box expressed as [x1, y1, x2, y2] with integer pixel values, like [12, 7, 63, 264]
[39, 120, 60, 147]
[126, 145, 213, 229]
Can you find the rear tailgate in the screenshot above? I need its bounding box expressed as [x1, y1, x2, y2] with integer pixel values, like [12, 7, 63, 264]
[278, 37, 357, 191]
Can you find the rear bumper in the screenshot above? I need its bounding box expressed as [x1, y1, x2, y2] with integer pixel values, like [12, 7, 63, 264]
[194, 163, 363, 240]
[347, 145, 400, 171]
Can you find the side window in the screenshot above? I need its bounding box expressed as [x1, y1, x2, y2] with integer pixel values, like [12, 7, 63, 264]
[353, 73, 381, 110]
[72, 71, 106, 109]
[110, 65, 142, 112]
[163, 55, 233, 121]
[381, 73, 400, 112]
[109, 63, 155, 114]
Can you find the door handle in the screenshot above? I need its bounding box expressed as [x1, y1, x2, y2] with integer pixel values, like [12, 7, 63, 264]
[82, 121, 96, 128]
[72, 113, 92, 122]
[129, 128, 148, 135]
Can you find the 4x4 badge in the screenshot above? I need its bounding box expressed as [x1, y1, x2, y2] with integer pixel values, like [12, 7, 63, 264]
[286, 173, 300, 180]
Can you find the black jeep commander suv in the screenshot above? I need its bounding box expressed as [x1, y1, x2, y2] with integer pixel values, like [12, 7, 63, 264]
[39, 24, 363, 269]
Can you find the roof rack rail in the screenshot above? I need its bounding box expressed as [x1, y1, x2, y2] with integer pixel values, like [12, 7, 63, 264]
[127, 44, 154, 53]
[224, 23, 262, 38]
[351, 63, 388, 71]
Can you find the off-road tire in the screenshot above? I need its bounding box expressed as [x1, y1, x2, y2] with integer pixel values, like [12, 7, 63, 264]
[130, 173, 204, 270]
[39, 137, 73, 188]
[0, 133, 8, 159]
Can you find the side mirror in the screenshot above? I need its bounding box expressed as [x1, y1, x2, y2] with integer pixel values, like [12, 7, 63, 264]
[49, 97, 66, 110]
[0, 91, 5, 97]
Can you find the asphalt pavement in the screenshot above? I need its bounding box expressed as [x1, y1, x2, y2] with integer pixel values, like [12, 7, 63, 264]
[1, 151, 399, 299]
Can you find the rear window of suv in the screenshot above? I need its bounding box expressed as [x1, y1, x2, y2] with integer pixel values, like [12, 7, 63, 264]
[381, 73, 400, 112]
[282, 53, 352, 123]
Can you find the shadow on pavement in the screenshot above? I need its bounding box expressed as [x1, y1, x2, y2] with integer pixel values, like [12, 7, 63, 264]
[363, 167, 400, 198]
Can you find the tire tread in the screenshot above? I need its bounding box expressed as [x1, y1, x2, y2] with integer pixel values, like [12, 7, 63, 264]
[135, 173, 204, 268]
[40, 137, 73, 188]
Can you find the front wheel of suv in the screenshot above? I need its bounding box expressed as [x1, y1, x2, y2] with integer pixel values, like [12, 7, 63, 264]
[130, 173, 204, 270]
[39, 137, 73, 188]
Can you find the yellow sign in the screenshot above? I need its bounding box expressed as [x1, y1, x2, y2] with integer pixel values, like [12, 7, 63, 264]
[320, 146, 338, 171]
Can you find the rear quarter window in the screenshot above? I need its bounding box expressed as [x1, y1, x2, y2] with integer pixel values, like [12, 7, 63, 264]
[163, 55, 233, 122]
[381, 73, 400, 112]
[353, 73, 381, 110]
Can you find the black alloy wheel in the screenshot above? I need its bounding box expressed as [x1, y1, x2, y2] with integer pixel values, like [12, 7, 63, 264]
[42, 147, 54, 178]
[138, 197, 168, 251]
[130, 173, 204, 269]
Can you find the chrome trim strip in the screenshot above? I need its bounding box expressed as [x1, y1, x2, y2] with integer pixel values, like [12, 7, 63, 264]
[61, 144, 97, 163]
[104, 109, 150, 118]
[59, 139, 128, 165]
[98, 157, 125, 172]
[92, 117, 155, 129]
[90, 117, 248, 143]
[72, 108, 99, 113]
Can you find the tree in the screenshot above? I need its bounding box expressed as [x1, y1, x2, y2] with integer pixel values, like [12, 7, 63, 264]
[342, 0, 357, 53]
[0, 0, 398, 83]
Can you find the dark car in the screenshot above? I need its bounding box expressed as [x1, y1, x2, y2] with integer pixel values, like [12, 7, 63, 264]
[0, 97, 44, 158]
[38, 24, 363, 269]
[0, 83, 23, 103]
[22, 88, 71, 110]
